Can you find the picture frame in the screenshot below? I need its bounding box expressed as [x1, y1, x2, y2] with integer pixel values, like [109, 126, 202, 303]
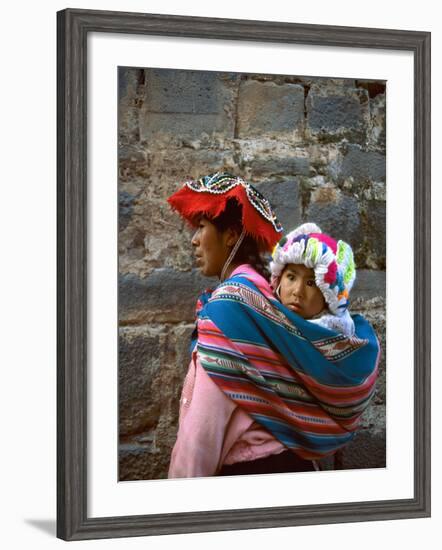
[57, 7, 431, 541]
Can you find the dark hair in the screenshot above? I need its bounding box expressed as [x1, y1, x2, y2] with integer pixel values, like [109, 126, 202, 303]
[210, 200, 271, 281]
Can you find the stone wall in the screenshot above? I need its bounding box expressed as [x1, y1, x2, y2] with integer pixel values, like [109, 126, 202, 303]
[118, 67, 386, 480]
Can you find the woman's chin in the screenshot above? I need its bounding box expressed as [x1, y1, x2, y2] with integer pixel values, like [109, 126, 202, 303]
[195, 259, 206, 275]
[197, 265, 210, 277]
[200, 267, 220, 278]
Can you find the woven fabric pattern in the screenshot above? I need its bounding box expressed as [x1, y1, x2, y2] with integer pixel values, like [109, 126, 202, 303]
[195, 265, 380, 460]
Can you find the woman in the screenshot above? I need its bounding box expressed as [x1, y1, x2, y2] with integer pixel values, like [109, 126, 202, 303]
[167, 172, 380, 479]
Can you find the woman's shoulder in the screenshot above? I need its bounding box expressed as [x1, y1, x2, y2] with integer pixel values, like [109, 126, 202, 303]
[195, 264, 275, 314]
[228, 264, 275, 300]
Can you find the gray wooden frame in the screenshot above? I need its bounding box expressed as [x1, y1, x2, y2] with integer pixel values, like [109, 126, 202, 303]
[57, 8, 431, 541]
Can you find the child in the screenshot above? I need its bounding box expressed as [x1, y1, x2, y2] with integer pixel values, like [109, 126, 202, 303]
[270, 222, 356, 337]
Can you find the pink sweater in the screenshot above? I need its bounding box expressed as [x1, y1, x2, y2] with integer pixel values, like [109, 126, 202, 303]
[168, 348, 285, 479]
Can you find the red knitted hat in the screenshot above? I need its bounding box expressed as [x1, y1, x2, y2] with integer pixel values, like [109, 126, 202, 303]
[167, 172, 283, 252]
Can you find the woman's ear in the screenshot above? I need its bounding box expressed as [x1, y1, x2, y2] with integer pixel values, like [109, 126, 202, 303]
[224, 227, 241, 247]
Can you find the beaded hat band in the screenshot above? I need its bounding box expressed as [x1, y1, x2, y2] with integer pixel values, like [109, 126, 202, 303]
[167, 172, 283, 252]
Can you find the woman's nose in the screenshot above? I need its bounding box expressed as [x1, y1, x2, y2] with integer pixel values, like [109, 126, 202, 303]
[191, 231, 199, 246]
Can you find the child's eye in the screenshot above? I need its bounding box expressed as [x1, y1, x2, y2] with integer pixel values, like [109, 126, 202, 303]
[307, 280, 316, 287]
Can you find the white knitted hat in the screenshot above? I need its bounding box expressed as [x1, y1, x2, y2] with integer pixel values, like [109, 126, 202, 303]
[270, 223, 356, 316]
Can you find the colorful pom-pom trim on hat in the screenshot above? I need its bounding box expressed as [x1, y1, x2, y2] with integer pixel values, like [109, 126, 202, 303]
[167, 172, 283, 252]
[270, 223, 356, 316]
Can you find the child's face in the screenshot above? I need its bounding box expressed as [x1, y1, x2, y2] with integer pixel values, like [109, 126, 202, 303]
[279, 263, 326, 319]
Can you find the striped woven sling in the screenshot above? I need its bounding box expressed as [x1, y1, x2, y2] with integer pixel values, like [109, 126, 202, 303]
[194, 265, 380, 460]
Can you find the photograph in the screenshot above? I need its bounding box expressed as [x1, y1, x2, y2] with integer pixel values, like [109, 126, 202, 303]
[117, 67, 387, 481]
[55, 7, 430, 541]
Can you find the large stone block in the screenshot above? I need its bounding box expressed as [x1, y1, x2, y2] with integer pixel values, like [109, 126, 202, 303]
[141, 113, 234, 141]
[119, 437, 174, 481]
[257, 178, 302, 232]
[307, 95, 362, 131]
[119, 442, 164, 481]
[119, 323, 194, 479]
[118, 66, 141, 102]
[140, 69, 238, 140]
[118, 191, 137, 231]
[364, 200, 386, 268]
[118, 67, 143, 142]
[119, 410, 183, 481]
[367, 92, 386, 151]
[306, 189, 362, 249]
[119, 331, 162, 435]
[237, 81, 304, 138]
[303, 181, 384, 269]
[306, 86, 368, 142]
[236, 140, 311, 180]
[145, 69, 224, 114]
[118, 178, 203, 278]
[340, 144, 386, 182]
[352, 270, 386, 300]
[118, 144, 150, 185]
[119, 268, 215, 324]
[248, 155, 311, 177]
